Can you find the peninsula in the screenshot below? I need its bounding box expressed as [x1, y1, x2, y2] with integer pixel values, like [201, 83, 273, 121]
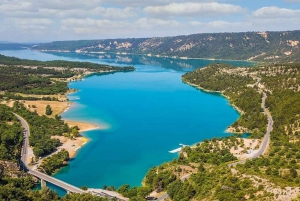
[106, 63, 300, 200]
[0, 54, 135, 200]
[0, 54, 300, 200]
[127, 63, 300, 200]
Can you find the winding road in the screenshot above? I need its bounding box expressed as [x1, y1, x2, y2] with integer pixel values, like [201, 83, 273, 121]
[15, 75, 273, 200]
[157, 82, 274, 200]
[228, 91, 273, 167]
[16, 113, 127, 200]
[15, 113, 30, 169]
[15, 113, 85, 194]
[252, 92, 273, 158]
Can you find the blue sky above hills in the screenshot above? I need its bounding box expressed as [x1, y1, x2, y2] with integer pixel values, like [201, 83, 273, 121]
[0, 0, 300, 42]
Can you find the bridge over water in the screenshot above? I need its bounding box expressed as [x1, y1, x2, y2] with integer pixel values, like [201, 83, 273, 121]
[15, 113, 127, 200]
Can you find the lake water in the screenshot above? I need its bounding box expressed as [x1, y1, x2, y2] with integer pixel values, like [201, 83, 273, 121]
[0, 49, 253, 194]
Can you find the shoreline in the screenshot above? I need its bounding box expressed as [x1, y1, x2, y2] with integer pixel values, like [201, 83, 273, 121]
[64, 120, 101, 132]
[183, 80, 246, 134]
[20, 97, 104, 158]
[37, 49, 259, 64]
[51, 135, 89, 158]
[182, 80, 261, 162]
[46, 71, 110, 159]
[55, 107, 101, 158]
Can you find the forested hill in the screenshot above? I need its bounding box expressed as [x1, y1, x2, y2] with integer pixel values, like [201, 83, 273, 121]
[32, 30, 300, 62]
[0, 54, 134, 96]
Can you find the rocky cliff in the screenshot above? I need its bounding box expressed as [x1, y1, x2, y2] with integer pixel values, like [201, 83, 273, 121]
[32, 30, 300, 62]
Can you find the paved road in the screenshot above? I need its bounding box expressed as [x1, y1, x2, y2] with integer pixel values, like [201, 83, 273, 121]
[14, 113, 30, 167]
[251, 92, 273, 158]
[157, 90, 274, 200]
[228, 92, 273, 167]
[15, 113, 85, 194]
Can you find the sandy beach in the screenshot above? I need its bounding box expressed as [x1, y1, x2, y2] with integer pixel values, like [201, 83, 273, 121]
[19, 100, 104, 157]
[65, 120, 99, 132]
[21, 100, 102, 130]
[65, 120, 106, 131]
[51, 136, 88, 158]
[1, 97, 105, 162]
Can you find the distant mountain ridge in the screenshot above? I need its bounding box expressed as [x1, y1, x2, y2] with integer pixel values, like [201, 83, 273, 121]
[32, 30, 300, 62]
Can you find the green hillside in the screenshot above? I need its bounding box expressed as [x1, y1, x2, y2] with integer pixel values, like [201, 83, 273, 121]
[32, 30, 300, 62]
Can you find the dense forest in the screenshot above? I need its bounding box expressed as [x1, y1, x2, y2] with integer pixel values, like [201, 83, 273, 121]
[0, 71, 68, 95]
[11, 101, 76, 158]
[1, 53, 300, 199]
[0, 103, 109, 200]
[0, 54, 134, 97]
[0, 54, 134, 71]
[166, 63, 300, 200]
[0, 104, 23, 161]
[1, 92, 58, 101]
[39, 149, 69, 175]
[0, 54, 136, 200]
[114, 63, 300, 200]
[116, 139, 261, 200]
[182, 64, 268, 136]
[32, 30, 300, 62]
[113, 63, 300, 200]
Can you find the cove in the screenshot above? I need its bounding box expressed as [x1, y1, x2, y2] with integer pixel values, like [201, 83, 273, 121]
[0, 50, 253, 194]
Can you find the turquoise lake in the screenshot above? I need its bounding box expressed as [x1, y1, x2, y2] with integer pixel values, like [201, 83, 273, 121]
[0, 50, 253, 194]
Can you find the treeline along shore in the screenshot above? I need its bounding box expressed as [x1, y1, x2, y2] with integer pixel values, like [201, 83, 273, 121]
[113, 63, 300, 201]
[0, 54, 135, 200]
[1, 52, 300, 200]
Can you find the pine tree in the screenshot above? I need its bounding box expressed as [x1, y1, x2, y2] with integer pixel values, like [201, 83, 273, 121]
[45, 105, 52, 115]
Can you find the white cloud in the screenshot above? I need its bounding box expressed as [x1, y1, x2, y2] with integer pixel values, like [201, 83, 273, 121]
[60, 17, 185, 38]
[100, 0, 211, 7]
[59, 17, 252, 40]
[5, 17, 52, 26]
[136, 18, 180, 29]
[61, 18, 135, 35]
[144, 2, 245, 18]
[0, 0, 138, 20]
[186, 20, 251, 34]
[0, 1, 35, 12]
[4, 18, 53, 29]
[0, 0, 300, 42]
[91, 7, 138, 20]
[253, 6, 300, 18]
[32, 0, 102, 10]
[61, 18, 98, 28]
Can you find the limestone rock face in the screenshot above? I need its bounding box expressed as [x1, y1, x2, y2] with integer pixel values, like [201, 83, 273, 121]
[33, 30, 300, 62]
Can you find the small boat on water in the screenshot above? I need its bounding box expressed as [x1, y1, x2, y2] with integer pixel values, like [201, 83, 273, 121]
[169, 144, 188, 153]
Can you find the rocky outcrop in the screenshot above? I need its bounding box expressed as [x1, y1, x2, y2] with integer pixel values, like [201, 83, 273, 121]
[32, 30, 300, 62]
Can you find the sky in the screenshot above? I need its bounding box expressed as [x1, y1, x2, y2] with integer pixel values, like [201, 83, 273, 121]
[0, 0, 300, 42]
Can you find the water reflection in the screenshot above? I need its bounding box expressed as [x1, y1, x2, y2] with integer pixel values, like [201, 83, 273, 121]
[47, 51, 254, 72]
